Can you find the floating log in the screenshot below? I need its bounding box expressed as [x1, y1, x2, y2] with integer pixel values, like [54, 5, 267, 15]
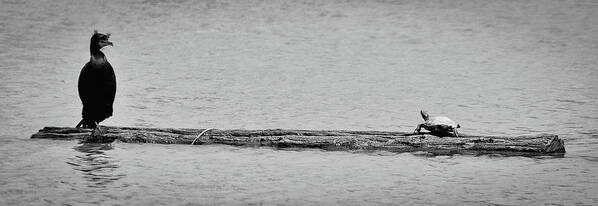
[30, 126, 565, 156]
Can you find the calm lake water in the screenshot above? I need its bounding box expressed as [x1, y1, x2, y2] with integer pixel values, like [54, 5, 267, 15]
[1, 0, 597, 205]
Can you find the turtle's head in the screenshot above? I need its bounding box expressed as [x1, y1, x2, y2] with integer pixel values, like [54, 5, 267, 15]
[420, 110, 430, 121]
[457, 124, 461, 128]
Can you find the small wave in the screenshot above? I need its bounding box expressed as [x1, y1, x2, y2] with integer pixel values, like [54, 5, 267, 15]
[577, 155, 598, 163]
[555, 99, 587, 105]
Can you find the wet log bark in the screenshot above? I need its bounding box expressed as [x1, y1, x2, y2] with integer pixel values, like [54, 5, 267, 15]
[30, 126, 565, 156]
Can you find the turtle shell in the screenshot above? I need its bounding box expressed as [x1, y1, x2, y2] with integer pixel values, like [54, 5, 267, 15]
[423, 116, 458, 133]
[425, 116, 458, 127]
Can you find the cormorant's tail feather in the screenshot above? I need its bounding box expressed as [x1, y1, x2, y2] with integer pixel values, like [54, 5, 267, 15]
[75, 119, 97, 129]
[75, 119, 84, 128]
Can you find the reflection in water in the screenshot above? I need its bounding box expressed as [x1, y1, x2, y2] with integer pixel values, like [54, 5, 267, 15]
[67, 143, 125, 188]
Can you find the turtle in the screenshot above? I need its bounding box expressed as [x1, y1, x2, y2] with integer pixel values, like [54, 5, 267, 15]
[414, 110, 461, 137]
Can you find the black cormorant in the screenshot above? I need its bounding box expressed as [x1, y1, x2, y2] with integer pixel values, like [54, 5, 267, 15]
[75, 30, 116, 130]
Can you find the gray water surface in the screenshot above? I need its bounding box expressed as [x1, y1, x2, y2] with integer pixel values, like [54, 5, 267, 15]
[1, 0, 597, 205]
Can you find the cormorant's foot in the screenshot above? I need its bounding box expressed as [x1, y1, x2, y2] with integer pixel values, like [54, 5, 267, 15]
[81, 126, 114, 144]
[91, 126, 105, 137]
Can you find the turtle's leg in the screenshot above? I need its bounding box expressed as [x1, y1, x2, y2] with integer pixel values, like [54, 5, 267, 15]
[414, 124, 423, 134]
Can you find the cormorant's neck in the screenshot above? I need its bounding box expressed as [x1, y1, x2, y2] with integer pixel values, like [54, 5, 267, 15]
[90, 44, 105, 59]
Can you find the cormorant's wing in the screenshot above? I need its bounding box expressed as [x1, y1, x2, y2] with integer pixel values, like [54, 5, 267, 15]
[78, 62, 100, 105]
[100, 62, 116, 107]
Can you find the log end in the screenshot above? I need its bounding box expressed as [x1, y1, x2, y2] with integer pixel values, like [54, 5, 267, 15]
[544, 135, 566, 153]
[30, 127, 91, 140]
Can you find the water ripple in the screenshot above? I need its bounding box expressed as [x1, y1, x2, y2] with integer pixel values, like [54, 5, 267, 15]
[67, 143, 125, 189]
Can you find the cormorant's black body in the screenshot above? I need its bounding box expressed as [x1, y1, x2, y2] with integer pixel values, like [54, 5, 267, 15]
[76, 31, 115, 129]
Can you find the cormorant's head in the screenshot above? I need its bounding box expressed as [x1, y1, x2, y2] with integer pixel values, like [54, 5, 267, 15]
[91, 30, 113, 49]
